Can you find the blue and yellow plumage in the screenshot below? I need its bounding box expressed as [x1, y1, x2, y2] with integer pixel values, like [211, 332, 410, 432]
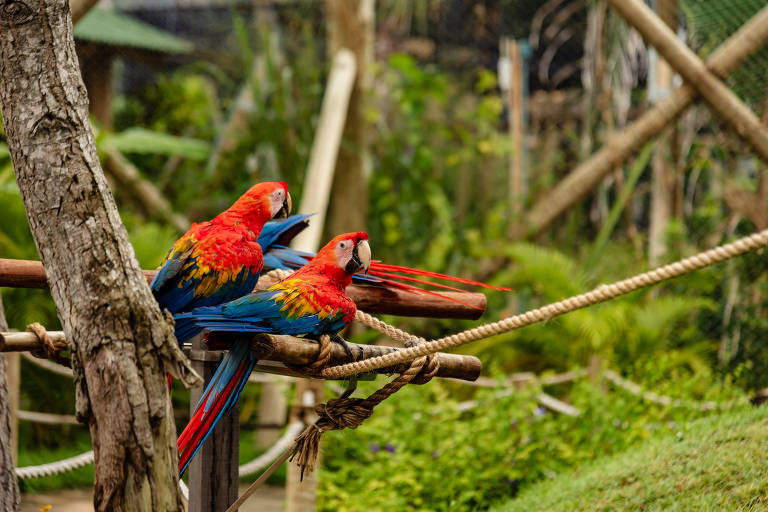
[176, 232, 371, 475]
[150, 181, 291, 318]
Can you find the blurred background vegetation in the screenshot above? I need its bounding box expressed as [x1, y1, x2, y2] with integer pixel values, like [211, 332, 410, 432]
[1, 0, 767, 509]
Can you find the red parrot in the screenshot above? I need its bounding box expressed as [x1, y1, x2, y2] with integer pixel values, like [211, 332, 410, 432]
[150, 181, 292, 317]
[174, 232, 371, 475]
[259, 214, 511, 303]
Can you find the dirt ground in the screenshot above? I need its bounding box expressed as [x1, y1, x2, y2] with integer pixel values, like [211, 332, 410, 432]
[21, 485, 285, 512]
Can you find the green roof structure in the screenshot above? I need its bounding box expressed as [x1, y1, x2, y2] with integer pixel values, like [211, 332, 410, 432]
[74, 9, 193, 54]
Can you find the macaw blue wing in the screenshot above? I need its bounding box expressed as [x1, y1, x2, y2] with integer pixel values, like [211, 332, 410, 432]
[258, 213, 313, 251]
[263, 245, 313, 271]
[173, 281, 349, 343]
[151, 233, 260, 316]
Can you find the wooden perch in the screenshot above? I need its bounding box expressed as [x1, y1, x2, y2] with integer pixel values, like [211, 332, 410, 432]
[245, 333, 481, 381]
[0, 258, 486, 319]
[1, 330, 482, 382]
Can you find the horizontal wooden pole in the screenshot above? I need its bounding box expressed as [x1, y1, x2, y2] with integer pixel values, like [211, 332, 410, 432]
[0, 331, 66, 352]
[2, 330, 482, 382]
[249, 334, 483, 381]
[244, 333, 482, 382]
[0, 258, 485, 319]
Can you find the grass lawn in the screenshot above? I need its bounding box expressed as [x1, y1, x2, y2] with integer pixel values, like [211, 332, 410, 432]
[494, 406, 768, 512]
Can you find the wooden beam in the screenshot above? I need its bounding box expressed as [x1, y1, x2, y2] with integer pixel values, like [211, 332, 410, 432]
[290, 49, 357, 252]
[608, 0, 768, 163]
[523, 4, 768, 237]
[2, 331, 482, 382]
[0, 258, 486, 319]
[248, 333, 481, 381]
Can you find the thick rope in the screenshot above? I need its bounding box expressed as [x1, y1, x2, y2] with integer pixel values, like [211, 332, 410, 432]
[15, 451, 93, 479]
[26, 323, 70, 367]
[288, 352, 432, 479]
[321, 229, 768, 379]
[296, 334, 332, 374]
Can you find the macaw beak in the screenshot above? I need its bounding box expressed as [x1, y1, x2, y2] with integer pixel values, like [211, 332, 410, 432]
[345, 239, 371, 274]
[276, 192, 292, 219]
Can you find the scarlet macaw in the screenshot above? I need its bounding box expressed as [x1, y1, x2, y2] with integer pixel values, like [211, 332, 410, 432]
[174, 232, 371, 475]
[150, 181, 292, 316]
[259, 214, 511, 297]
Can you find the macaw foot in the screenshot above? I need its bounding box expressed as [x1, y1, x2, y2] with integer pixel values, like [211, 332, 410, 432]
[330, 333, 365, 362]
[330, 334, 364, 398]
[338, 375, 358, 399]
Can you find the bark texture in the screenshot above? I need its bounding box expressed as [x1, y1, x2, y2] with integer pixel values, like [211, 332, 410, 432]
[0, 1, 199, 510]
[0, 293, 20, 512]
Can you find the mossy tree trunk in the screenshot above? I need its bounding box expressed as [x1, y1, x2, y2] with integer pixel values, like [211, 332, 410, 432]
[0, 1, 199, 510]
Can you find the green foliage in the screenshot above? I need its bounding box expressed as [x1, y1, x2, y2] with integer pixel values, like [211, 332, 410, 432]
[99, 128, 211, 161]
[368, 54, 511, 272]
[495, 406, 768, 511]
[470, 242, 717, 374]
[318, 375, 747, 512]
[17, 432, 94, 493]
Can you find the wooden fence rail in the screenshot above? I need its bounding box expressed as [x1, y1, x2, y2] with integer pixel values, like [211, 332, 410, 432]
[0, 258, 486, 320]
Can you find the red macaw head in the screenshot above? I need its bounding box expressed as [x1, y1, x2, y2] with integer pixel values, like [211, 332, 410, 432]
[306, 232, 371, 285]
[222, 181, 292, 228]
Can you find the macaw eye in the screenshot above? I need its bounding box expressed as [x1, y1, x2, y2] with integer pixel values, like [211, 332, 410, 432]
[339, 242, 347, 249]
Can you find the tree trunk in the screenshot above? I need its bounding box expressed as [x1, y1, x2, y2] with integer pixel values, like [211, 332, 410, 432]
[648, 0, 677, 267]
[324, 0, 374, 237]
[0, 2, 199, 511]
[0, 292, 20, 512]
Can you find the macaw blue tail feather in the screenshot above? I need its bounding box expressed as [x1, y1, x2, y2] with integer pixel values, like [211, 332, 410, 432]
[178, 341, 256, 476]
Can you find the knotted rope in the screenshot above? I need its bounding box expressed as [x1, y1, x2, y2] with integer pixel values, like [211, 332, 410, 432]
[320, 229, 768, 379]
[284, 334, 332, 376]
[288, 349, 434, 478]
[26, 322, 70, 367]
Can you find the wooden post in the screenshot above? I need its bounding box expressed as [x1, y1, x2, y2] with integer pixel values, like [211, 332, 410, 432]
[0, 258, 487, 319]
[286, 381, 322, 512]
[187, 340, 239, 512]
[648, 0, 678, 267]
[290, 50, 356, 252]
[324, 0, 374, 239]
[588, 355, 605, 393]
[520, 4, 768, 238]
[255, 379, 288, 450]
[500, 37, 527, 222]
[81, 48, 114, 129]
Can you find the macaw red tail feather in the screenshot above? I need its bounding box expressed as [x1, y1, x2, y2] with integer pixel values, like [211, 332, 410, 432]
[177, 342, 255, 476]
[370, 263, 511, 291]
[368, 269, 480, 294]
[363, 274, 484, 310]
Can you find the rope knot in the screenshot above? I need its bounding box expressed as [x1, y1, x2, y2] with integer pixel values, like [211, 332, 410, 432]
[27, 323, 70, 367]
[316, 397, 374, 431]
[286, 335, 332, 376]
